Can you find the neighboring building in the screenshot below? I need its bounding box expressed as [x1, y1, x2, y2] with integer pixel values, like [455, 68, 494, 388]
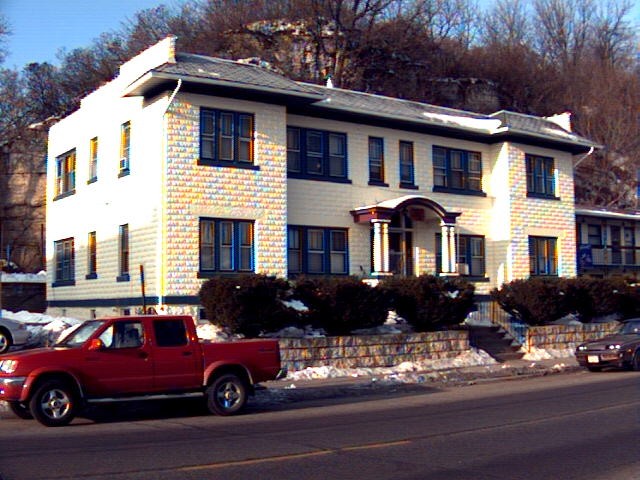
[576, 206, 640, 278]
[0, 127, 48, 274]
[45, 37, 599, 319]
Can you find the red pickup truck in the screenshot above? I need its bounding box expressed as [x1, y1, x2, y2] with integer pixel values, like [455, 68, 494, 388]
[0, 315, 281, 426]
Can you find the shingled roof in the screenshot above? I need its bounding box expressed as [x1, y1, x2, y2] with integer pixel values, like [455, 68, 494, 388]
[124, 50, 599, 154]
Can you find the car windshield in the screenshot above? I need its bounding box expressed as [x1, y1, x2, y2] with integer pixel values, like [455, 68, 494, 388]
[619, 321, 640, 335]
[56, 320, 106, 347]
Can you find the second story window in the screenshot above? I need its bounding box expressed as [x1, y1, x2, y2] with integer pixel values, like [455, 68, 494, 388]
[55, 149, 76, 199]
[287, 127, 349, 182]
[368, 137, 386, 185]
[118, 224, 130, 282]
[88, 137, 98, 183]
[119, 121, 130, 176]
[200, 108, 255, 167]
[399, 141, 415, 187]
[526, 154, 556, 198]
[432, 146, 483, 195]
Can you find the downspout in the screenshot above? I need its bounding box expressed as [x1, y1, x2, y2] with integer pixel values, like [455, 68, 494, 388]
[573, 146, 595, 168]
[157, 79, 182, 312]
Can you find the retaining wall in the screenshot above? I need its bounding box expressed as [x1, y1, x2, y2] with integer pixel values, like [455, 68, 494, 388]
[526, 322, 619, 351]
[278, 330, 469, 371]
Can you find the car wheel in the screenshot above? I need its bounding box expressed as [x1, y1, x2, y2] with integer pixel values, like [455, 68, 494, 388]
[632, 351, 640, 372]
[8, 401, 33, 420]
[206, 373, 247, 416]
[29, 379, 77, 427]
[0, 329, 12, 354]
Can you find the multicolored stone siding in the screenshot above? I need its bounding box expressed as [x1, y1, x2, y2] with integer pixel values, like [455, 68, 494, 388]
[278, 330, 469, 371]
[163, 96, 288, 303]
[505, 143, 577, 280]
[525, 322, 619, 351]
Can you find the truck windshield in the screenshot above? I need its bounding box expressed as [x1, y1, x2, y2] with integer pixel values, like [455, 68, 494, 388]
[56, 320, 106, 347]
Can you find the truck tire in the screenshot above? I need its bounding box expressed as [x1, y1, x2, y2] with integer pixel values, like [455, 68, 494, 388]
[8, 401, 33, 419]
[0, 329, 12, 354]
[29, 379, 78, 427]
[206, 373, 247, 416]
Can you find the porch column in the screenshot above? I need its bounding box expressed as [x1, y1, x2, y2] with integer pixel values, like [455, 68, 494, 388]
[372, 219, 391, 276]
[440, 222, 458, 275]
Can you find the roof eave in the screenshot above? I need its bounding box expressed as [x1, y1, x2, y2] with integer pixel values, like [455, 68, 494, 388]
[123, 70, 325, 102]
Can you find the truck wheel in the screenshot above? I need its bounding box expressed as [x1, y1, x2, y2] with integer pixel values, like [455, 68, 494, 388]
[0, 329, 12, 354]
[206, 374, 247, 416]
[8, 401, 33, 419]
[29, 380, 77, 427]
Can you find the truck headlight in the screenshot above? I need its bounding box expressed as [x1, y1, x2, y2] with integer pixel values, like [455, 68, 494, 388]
[0, 359, 18, 374]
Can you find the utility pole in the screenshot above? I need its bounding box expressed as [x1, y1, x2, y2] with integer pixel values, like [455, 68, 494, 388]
[0, 259, 5, 320]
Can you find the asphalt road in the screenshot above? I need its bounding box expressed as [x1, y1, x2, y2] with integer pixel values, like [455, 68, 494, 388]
[0, 371, 639, 480]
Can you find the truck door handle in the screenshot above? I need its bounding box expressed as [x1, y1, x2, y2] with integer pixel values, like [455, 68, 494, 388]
[182, 351, 193, 356]
[138, 352, 149, 359]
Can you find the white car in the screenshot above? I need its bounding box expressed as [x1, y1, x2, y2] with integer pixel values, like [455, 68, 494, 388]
[0, 316, 30, 354]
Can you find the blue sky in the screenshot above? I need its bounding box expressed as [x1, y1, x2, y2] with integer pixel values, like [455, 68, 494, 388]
[1, 0, 639, 70]
[1, 0, 188, 68]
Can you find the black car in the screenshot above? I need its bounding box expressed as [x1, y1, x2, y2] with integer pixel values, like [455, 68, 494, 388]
[575, 318, 640, 371]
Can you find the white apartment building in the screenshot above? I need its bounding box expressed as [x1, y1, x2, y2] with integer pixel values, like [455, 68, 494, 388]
[46, 37, 598, 319]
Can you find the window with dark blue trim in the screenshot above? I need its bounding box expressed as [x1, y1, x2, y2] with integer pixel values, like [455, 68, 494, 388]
[200, 109, 255, 167]
[526, 154, 556, 198]
[199, 218, 254, 274]
[432, 146, 483, 195]
[436, 234, 486, 277]
[117, 224, 130, 282]
[288, 226, 348, 275]
[399, 141, 416, 188]
[287, 127, 349, 182]
[529, 236, 557, 276]
[54, 238, 75, 286]
[368, 137, 386, 185]
[54, 149, 76, 199]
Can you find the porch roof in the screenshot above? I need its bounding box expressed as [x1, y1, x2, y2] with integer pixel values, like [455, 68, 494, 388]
[350, 195, 461, 224]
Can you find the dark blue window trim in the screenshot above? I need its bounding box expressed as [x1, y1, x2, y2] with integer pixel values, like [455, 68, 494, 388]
[199, 108, 255, 167]
[287, 225, 349, 276]
[54, 238, 75, 286]
[432, 146, 483, 194]
[199, 218, 255, 274]
[529, 236, 558, 276]
[287, 127, 349, 182]
[436, 234, 486, 277]
[526, 154, 556, 198]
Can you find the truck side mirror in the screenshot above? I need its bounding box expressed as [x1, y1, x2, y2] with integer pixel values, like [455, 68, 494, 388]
[87, 338, 104, 351]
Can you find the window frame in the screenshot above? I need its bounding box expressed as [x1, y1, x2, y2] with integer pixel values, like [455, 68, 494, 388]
[287, 225, 349, 276]
[432, 146, 484, 196]
[399, 140, 416, 188]
[86, 231, 97, 280]
[287, 127, 350, 183]
[199, 108, 256, 168]
[526, 154, 556, 198]
[368, 136, 386, 186]
[119, 122, 130, 177]
[88, 136, 98, 184]
[54, 149, 76, 200]
[436, 234, 486, 278]
[529, 236, 558, 276]
[53, 237, 75, 286]
[117, 224, 130, 282]
[199, 218, 255, 275]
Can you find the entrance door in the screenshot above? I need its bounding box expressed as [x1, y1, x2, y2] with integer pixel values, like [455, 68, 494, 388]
[389, 212, 414, 276]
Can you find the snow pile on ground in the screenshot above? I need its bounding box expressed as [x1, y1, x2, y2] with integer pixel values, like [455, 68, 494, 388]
[0, 271, 46, 283]
[1, 309, 82, 346]
[522, 346, 576, 361]
[286, 348, 497, 382]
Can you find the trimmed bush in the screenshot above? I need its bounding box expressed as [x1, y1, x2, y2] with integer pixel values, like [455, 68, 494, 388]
[491, 277, 568, 326]
[380, 275, 475, 332]
[199, 274, 299, 337]
[292, 276, 389, 336]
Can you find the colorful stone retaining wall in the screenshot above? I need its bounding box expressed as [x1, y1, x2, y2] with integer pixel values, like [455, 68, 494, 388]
[278, 330, 469, 371]
[526, 322, 619, 351]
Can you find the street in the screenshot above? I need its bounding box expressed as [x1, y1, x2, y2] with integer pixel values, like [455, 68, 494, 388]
[0, 370, 639, 480]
